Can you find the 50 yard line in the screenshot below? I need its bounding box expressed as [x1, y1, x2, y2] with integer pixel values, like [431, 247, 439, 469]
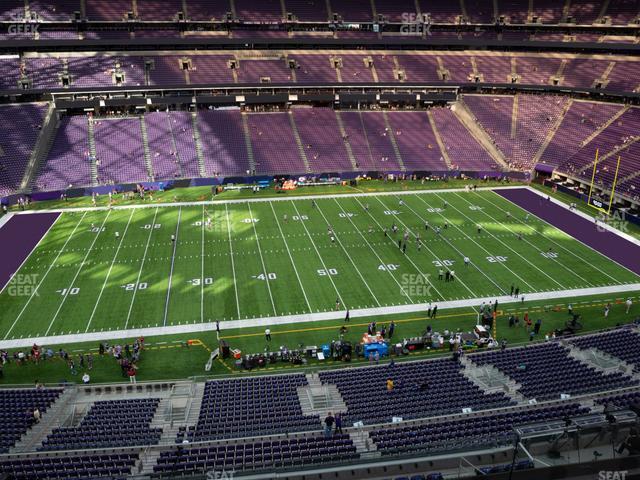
[163, 206, 181, 327]
[3, 212, 87, 340]
[269, 202, 312, 313]
[84, 209, 135, 333]
[124, 207, 158, 329]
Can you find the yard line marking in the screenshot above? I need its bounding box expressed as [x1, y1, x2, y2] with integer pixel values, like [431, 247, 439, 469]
[45, 211, 111, 336]
[396, 194, 505, 296]
[269, 202, 312, 313]
[453, 191, 592, 287]
[125, 207, 157, 328]
[3, 212, 87, 340]
[290, 201, 346, 307]
[314, 200, 382, 307]
[85, 209, 136, 333]
[224, 204, 241, 320]
[423, 193, 538, 292]
[480, 192, 623, 285]
[361, 196, 456, 302]
[163, 206, 182, 327]
[201, 205, 205, 323]
[247, 202, 277, 316]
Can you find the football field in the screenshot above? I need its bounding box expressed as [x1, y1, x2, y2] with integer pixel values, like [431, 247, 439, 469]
[1, 188, 638, 342]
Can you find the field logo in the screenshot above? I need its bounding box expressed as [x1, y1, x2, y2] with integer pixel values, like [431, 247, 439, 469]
[7, 13, 39, 36]
[400, 12, 432, 36]
[596, 210, 629, 233]
[206, 469, 235, 480]
[598, 471, 627, 480]
[7, 274, 39, 297]
[401, 273, 432, 297]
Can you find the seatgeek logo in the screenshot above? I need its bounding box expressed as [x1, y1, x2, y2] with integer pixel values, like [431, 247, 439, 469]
[598, 471, 627, 480]
[400, 13, 432, 36]
[7, 13, 39, 35]
[206, 470, 235, 480]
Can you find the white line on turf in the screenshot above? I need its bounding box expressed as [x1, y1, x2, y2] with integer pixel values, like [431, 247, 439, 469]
[246, 202, 277, 316]
[2, 212, 86, 340]
[4, 283, 638, 349]
[452, 191, 593, 288]
[290, 200, 346, 308]
[326, 198, 409, 304]
[125, 207, 159, 329]
[393, 193, 504, 295]
[356, 196, 451, 301]
[268, 202, 312, 313]
[485, 191, 634, 284]
[85, 209, 136, 333]
[429, 193, 543, 291]
[45, 210, 112, 336]
[0, 212, 61, 295]
[224, 204, 241, 320]
[201, 205, 205, 323]
[163, 206, 182, 327]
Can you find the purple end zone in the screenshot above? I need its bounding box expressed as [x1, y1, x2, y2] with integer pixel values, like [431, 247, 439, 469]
[497, 188, 640, 276]
[0, 213, 60, 291]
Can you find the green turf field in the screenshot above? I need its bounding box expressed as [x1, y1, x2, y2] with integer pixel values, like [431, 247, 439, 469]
[1, 188, 638, 341]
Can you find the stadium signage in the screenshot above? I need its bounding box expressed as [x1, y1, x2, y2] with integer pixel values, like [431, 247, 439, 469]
[400, 12, 432, 36]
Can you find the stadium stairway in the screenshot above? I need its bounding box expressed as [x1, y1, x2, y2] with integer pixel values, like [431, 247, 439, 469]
[579, 105, 628, 148]
[334, 111, 359, 171]
[191, 112, 207, 177]
[289, 111, 313, 174]
[531, 97, 574, 166]
[459, 355, 528, 404]
[10, 387, 78, 454]
[565, 342, 639, 381]
[241, 112, 257, 174]
[297, 373, 347, 421]
[426, 110, 454, 170]
[451, 101, 510, 170]
[22, 103, 57, 194]
[139, 116, 155, 181]
[87, 116, 98, 185]
[382, 111, 407, 172]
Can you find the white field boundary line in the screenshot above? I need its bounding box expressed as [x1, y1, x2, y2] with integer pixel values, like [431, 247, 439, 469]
[3, 283, 640, 349]
[125, 207, 159, 329]
[163, 206, 182, 327]
[45, 210, 112, 336]
[84, 209, 136, 333]
[268, 202, 312, 313]
[451, 191, 593, 288]
[2, 212, 86, 340]
[0, 212, 15, 229]
[523, 185, 640, 247]
[12, 185, 526, 214]
[502, 187, 640, 280]
[315, 199, 384, 307]
[0, 212, 60, 295]
[430, 192, 555, 291]
[224, 204, 241, 320]
[290, 200, 346, 308]
[476, 192, 622, 285]
[247, 202, 277, 317]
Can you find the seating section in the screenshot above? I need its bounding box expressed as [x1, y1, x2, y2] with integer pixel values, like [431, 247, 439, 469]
[34, 115, 92, 191]
[569, 327, 640, 371]
[371, 403, 589, 455]
[4, 0, 638, 24]
[470, 342, 638, 401]
[319, 358, 515, 425]
[0, 388, 62, 454]
[198, 109, 251, 176]
[0, 104, 48, 197]
[154, 434, 357, 476]
[181, 375, 319, 442]
[94, 117, 149, 185]
[40, 398, 162, 451]
[431, 107, 499, 171]
[0, 452, 138, 479]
